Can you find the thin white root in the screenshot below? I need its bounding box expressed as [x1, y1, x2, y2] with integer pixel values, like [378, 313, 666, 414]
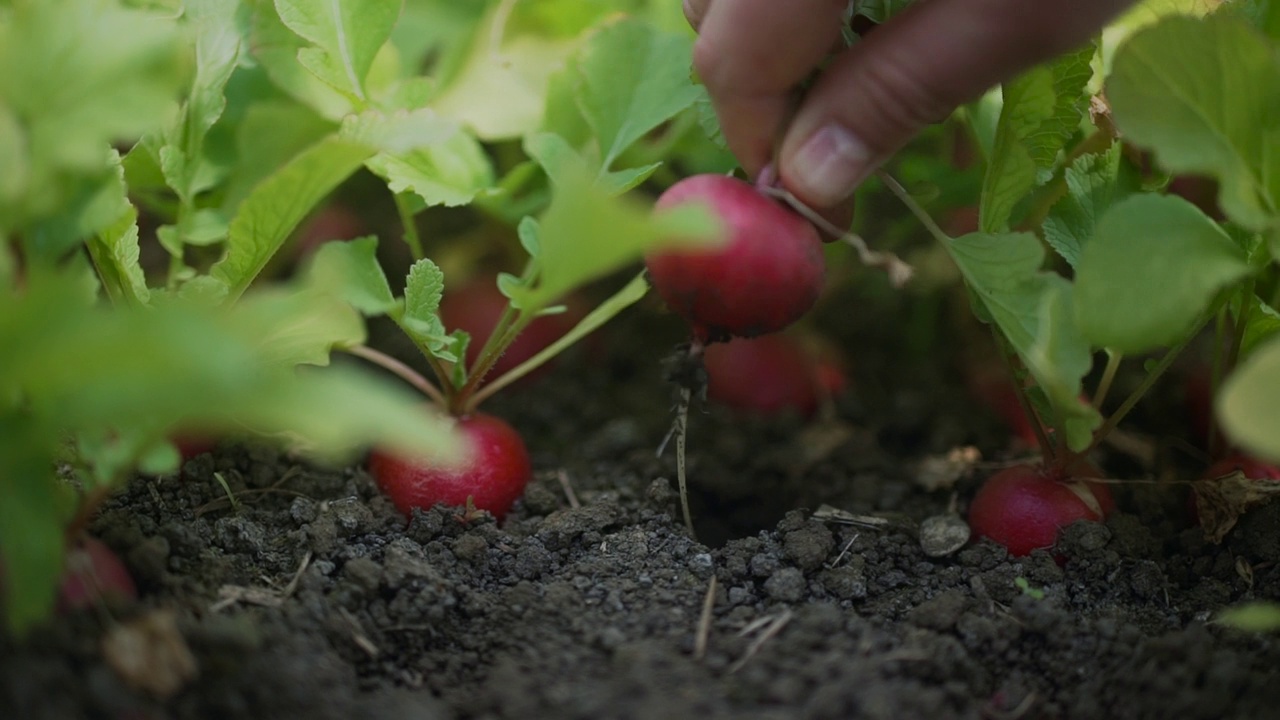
[759, 186, 914, 288]
[676, 386, 696, 538]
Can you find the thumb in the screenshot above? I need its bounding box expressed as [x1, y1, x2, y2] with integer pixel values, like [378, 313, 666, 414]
[778, 0, 1136, 209]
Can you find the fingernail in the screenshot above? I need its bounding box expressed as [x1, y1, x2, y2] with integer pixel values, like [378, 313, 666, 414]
[789, 124, 872, 206]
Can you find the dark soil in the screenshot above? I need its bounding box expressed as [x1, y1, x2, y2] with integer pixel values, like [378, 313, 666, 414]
[4, 313, 1280, 720]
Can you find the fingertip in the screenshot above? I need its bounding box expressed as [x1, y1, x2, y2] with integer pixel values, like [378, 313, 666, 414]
[780, 122, 876, 210]
[683, 0, 709, 30]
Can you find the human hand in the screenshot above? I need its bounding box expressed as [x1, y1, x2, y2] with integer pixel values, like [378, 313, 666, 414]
[685, 0, 1138, 211]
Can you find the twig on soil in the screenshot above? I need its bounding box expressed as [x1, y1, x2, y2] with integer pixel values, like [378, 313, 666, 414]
[556, 469, 581, 509]
[339, 607, 380, 658]
[209, 552, 312, 612]
[675, 386, 695, 538]
[730, 610, 793, 674]
[825, 534, 859, 569]
[695, 576, 717, 661]
[281, 551, 312, 599]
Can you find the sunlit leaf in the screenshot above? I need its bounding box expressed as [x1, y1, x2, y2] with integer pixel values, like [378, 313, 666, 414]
[1220, 337, 1280, 463]
[1075, 194, 1250, 353]
[1108, 13, 1280, 233]
[211, 135, 375, 300]
[980, 42, 1094, 232]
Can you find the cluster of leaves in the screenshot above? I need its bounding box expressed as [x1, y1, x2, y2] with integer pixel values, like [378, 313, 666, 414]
[922, 0, 1280, 465]
[0, 0, 722, 634]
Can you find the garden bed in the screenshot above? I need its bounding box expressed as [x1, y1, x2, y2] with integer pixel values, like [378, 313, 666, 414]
[4, 315, 1278, 720]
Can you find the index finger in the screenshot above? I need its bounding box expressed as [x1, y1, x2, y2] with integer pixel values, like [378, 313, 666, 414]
[693, 0, 850, 178]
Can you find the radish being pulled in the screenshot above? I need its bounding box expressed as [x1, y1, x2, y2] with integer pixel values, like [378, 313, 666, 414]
[968, 462, 1115, 557]
[369, 413, 531, 520]
[645, 174, 826, 342]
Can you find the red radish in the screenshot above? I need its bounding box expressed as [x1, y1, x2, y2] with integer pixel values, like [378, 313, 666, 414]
[968, 462, 1115, 557]
[645, 175, 825, 342]
[702, 333, 846, 417]
[368, 413, 531, 519]
[58, 537, 137, 612]
[439, 277, 586, 385]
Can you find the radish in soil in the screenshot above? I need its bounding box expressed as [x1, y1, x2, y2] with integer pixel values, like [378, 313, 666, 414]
[968, 462, 1115, 557]
[57, 537, 137, 612]
[369, 413, 531, 520]
[703, 332, 847, 418]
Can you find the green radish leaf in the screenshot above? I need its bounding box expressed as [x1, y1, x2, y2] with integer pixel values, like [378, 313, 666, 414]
[481, 271, 649, 397]
[946, 232, 1100, 450]
[429, 3, 584, 140]
[0, 412, 66, 636]
[0, 0, 188, 234]
[25, 148, 135, 263]
[1217, 601, 1280, 632]
[1220, 337, 1280, 463]
[305, 236, 397, 315]
[507, 164, 722, 311]
[339, 108, 460, 153]
[574, 18, 703, 172]
[980, 42, 1094, 232]
[236, 288, 365, 367]
[524, 130, 660, 195]
[273, 0, 401, 103]
[159, 0, 242, 205]
[210, 135, 376, 301]
[250, 0, 354, 119]
[222, 100, 337, 212]
[1043, 143, 1139, 268]
[400, 258, 455, 360]
[1074, 194, 1251, 353]
[1107, 13, 1280, 233]
[86, 205, 151, 307]
[1240, 294, 1280, 359]
[364, 128, 493, 207]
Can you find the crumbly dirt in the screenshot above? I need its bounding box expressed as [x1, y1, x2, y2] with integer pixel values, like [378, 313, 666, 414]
[4, 314, 1280, 720]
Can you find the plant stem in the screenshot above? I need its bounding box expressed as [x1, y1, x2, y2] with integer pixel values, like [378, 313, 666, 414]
[344, 344, 446, 406]
[393, 193, 425, 261]
[1083, 333, 1195, 457]
[991, 326, 1056, 464]
[1092, 350, 1123, 411]
[875, 169, 951, 245]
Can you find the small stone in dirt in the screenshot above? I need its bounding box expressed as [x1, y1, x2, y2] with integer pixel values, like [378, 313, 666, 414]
[329, 497, 374, 536]
[919, 513, 971, 557]
[688, 552, 715, 578]
[750, 552, 781, 578]
[764, 567, 806, 603]
[783, 520, 836, 571]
